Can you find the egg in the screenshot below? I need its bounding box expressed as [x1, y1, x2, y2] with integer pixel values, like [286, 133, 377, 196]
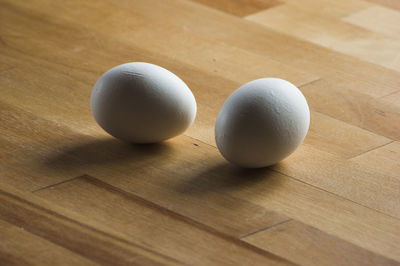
[215, 78, 310, 168]
[91, 62, 197, 143]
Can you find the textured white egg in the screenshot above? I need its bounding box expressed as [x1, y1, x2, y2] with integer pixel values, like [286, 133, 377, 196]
[215, 78, 310, 168]
[91, 62, 197, 143]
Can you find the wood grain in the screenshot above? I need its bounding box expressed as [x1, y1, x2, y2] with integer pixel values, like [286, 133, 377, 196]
[350, 141, 400, 179]
[0, 184, 183, 265]
[243, 220, 398, 266]
[0, 55, 389, 159]
[273, 144, 400, 218]
[305, 111, 391, 158]
[343, 5, 400, 36]
[189, 0, 281, 16]
[4, 95, 398, 222]
[0, 101, 93, 191]
[246, 0, 400, 72]
[2, 102, 400, 261]
[0, 102, 291, 238]
[301, 79, 400, 141]
[34, 175, 291, 265]
[4, 0, 400, 97]
[0, 219, 98, 266]
[1, 0, 400, 264]
[366, 0, 400, 11]
[382, 90, 400, 106]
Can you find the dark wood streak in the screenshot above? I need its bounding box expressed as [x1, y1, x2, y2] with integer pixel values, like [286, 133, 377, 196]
[76, 175, 295, 264]
[0, 188, 182, 266]
[0, 251, 31, 266]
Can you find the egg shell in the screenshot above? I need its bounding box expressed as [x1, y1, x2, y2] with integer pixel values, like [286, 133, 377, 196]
[91, 62, 197, 143]
[215, 78, 310, 168]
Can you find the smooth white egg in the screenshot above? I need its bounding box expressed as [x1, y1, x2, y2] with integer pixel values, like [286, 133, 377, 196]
[91, 62, 197, 143]
[215, 78, 310, 168]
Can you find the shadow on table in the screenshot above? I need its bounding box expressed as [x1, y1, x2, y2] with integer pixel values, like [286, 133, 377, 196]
[43, 136, 173, 172]
[43, 134, 284, 204]
[175, 162, 283, 196]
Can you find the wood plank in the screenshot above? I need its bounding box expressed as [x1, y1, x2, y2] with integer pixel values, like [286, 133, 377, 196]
[0, 25, 392, 159]
[343, 5, 400, 36]
[273, 144, 400, 217]
[188, 0, 281, 17]
[366, 0, 400, 11]
[245, 2, 400, 72]
[350, 141, 400, 179]
[95, 0, 400, 96]
[243, 220, 399, 266]
[0, 56, 390, 158]
[382, 90, 400, 106]
[280, 0, 372, 18]
[0, 100, 94, 191]
[1, 57, 397, 219]
[0, 61, 99, 136]
[4, 0, 400, 99]
[1, 99, 400, 260]
[0, 184, 184, 266]
[1, 94, 400, 261]
[0, 40, 384, 162]
[42, 137, 290, 238]
[0, 0, 318, 90]
[223, 166, 400, 262]
[0, 62, 12, 73]
[2, 95, 399, 226]
[56, 138, 400, 261]
[1, 0, 400, 264]
[300, 78, 400, 141]
[34, 175, 292, 266]
[0, 101, 290, 238]
[0, 219, 98, 266]
[305, 111, 391, 158]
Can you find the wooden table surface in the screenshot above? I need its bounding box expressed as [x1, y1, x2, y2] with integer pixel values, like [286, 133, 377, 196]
[1, 0, 400, 265]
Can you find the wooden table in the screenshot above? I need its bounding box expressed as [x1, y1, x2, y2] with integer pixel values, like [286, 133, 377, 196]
[1, 0, 400, 265]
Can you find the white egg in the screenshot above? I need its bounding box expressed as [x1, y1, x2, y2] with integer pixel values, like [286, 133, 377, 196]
[91, 62, 197, 143]
[215, 78, 310, 168]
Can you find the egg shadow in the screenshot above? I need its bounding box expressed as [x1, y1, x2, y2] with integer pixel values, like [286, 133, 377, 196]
[43, 136, 173, 173]
[43, 134, 285, 212]
[176, 161, 284, 198]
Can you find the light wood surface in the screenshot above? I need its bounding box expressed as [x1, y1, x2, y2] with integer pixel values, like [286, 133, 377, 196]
[1, 0, 400, 265]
